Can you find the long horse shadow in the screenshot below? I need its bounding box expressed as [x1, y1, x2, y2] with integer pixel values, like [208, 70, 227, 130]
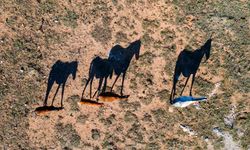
[170, 37, 212, 104]
[81, 56, 113, 104]
[35, 60, 78, 113]
[108, 39, 141, 96]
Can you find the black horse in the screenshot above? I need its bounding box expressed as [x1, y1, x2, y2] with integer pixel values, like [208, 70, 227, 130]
[44, 60, 78, 107]
[170, 38, 212, 103]
[108, 40, 141, 96]
[81, 56, 113, 100]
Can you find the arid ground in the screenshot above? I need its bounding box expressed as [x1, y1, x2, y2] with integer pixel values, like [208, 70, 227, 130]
[0, 0, 249, 149]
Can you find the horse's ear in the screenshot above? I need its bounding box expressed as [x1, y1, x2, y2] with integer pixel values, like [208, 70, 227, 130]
[205, 39, 212, 61]
[201, 38, 212, 61]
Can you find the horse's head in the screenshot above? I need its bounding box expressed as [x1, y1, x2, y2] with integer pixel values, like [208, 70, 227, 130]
[127, 40, 141, 60]
[201, 38, 212, 61]
[70, 61, 78, 80]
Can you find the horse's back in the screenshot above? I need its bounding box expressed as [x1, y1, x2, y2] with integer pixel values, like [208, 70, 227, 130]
[177, 50, 198, 76]
[109, 46, 126, 60]
[90, 57, 113, 78]
[108, 45, 128, 74]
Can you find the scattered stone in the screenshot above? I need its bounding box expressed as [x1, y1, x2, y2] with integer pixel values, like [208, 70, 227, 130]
[76, 115, 88, 124]
[179, 124, 197, 136]
[213, 127, 241, 150]
[142, 113, 152, 122]
[209, 82, 221, 98]
[224, 106, 236, 128]
[91, 129, 100, 140]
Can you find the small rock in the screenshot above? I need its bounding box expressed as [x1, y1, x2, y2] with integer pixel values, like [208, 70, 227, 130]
[224, 106, 236, 128]
[179, 124, 197, 136]
[91, 129, 100, 140]
[168, 107, 174, 113]
[76, 115, 88, 124]
[20, 67, 25, 73]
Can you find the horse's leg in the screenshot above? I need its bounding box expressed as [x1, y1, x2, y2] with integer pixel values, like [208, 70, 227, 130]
[170, 80, 177, 102]
[97, 78, 104, 96]
[60, 83, 65, 107]
[89, 77, 94, 99]
[170, 85, 174, 102]
[110, 74, 120, 92]
[81, 78, 90, 100]
[102, 77, 107, 93]
[180, 76, 190, 96]
[51, 84, 60, 106]
[170, 70, 181, 102]
[93, 78, 106, 97]
[93, 78, 103, 100]
[121, 72, 126, 96]
[189, 73, 196, 96]
[93, 90, 98, 98]
[44, 79, 54, 106]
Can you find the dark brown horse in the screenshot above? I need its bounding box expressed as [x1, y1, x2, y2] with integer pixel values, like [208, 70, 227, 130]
[170, 38, 212, 103]
[108, 40, 141, 96]
[81, 56, 113, 100]
[44, 60, 78, 107]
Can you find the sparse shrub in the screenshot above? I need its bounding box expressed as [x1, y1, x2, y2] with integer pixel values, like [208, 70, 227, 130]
[68, 95, 80, 112]
[91, 25, 112, 44]
[127, 123, 144, 143]
[63, 10, 79, 28]
[145, 142, 160, 150]
[124, 111, 138, 123]
[160, 28, 176, 44]
[142, 19, 160, 29]
[119, 100, 141, 111]
[55, 123, 81, 148]
[115, 31, 128, 43]
[39, 0, 57, 14]
[157, 89, 169, 102]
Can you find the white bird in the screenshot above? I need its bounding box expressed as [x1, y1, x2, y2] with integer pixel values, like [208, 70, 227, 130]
[171, 96, 207, 108]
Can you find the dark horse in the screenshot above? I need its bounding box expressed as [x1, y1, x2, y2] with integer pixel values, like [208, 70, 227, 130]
[108, 40, 141, 96]
[170, 38, 212, 103]
[44, 60, 78, 107]
[81, 56, 113, 100]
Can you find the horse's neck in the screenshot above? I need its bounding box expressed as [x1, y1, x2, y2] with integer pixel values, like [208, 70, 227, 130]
[67, 64, 74, 75]
[193, 49, 204, 62]
[126, 48, 134, 61]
